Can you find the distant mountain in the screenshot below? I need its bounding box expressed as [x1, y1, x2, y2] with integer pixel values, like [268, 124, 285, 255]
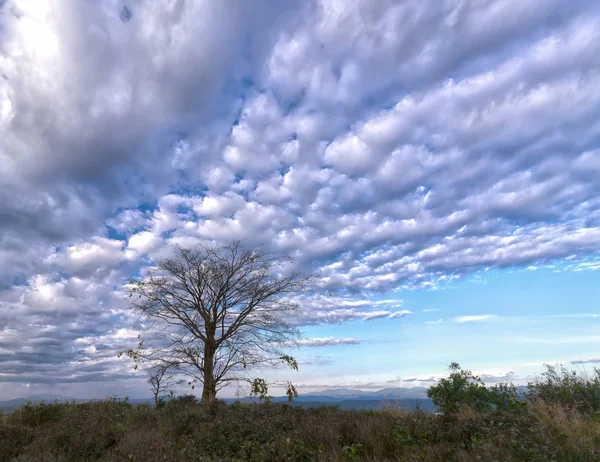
[1, 388, 437, 413]
[224, 387, 435, 412]
[302, 388, 370, 398]
[223, 395, 435, 412]
[303, 387, 428, 399]
[21, 394, 75, 401]
[0, 395, 82, 413]
[331, 399, 435, 412]
[372, 387, 428, 399]
[0, 395, 154, 413]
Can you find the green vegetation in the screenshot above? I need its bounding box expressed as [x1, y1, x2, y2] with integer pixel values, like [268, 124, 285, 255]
[2, 364, 599, 461]
[427, 362, 523, 414]
[527, 364, 600, 414]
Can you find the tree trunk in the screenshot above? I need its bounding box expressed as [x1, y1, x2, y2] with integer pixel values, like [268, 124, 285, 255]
[202, 345, 216, 403]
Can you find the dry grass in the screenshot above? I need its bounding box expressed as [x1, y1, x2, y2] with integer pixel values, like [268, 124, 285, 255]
[1, 397, 600, 461]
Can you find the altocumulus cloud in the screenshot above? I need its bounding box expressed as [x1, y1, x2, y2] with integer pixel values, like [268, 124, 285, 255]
[0, 0, 600, 395]
[291, 338, 363, 347]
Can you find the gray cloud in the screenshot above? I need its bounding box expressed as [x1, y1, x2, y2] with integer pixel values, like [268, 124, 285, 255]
[571, 358, 600, 365]
[0, 0, 302, 250]
[285, 294, 410, 325]
[293, 337, 363, 347]
[1, 0, 600, 395]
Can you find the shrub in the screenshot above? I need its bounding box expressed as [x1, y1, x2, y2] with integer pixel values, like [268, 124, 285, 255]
[161, 393, 199, 412]
[488, 382, 526, 412]
[12, 400, 64, 427]
[427, 362, 523, 414]
[2, 372, 600, 461]
[527, 364, 600, 414]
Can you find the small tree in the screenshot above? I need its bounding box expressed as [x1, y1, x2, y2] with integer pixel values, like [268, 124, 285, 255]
[428, 363, 490, 413]
[428, 362, 522, 414]
[147, 361, 180, 407]
[123, 241, 308, 404]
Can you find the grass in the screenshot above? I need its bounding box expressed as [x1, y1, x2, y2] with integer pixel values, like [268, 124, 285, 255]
[1, 396, 600, 461]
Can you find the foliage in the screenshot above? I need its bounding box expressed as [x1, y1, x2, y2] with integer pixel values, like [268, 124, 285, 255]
[147, 361, 182, 407]
[250, 378, 271, 403]
[249, 377, 299, 403]
[527, 363, 600, 414]
[427, 362, 522, 414]
[162, 394, 199, 411]
[6, 362, 600, 460]
[2, 397, 600, 461]
[341, 441, 362, 460]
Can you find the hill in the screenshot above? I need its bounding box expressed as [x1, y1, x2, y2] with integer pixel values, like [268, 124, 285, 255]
[225, 396, 435, 412]
[0, 388, 435, 414]
[1, 397, 597, 461]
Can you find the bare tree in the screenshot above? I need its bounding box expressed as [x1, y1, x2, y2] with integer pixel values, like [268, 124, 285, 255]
[123, 241, 308, 403]
[147, 361, 180, 407]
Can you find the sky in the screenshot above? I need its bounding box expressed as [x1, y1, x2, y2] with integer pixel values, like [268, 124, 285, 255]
[0, 0, 599, 400]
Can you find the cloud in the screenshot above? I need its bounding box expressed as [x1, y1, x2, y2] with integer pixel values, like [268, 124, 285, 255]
[1, 0, 600, 396]
[387, 310, 412, 319]
[286, 370, 525, 390]
[398, 377, 437, 384]
[478, 371, 519, 383]
[571, 358, 600, 364]
[517, 336, 600, 344]
[455, 315, 497, 323]
[288, 294, 409, 325]
[293, 337, 363, 347]
[0, 0, 302, 253]
[298, 355, 333, 366]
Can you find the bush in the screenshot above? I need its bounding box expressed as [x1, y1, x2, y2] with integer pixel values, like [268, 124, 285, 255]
[488, 382, 526, 412]
[527, 364, 600, 414]
[161, 393, 199, 412]
[427, 362, 523, 414]
[1, 397, 599, 460]
[4, 365, 600, 461]
[12, 400, 64, 427]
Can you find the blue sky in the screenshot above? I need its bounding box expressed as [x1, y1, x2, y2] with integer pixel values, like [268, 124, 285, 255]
[0, 0, 599, 400]
[288, 267, 600, 391]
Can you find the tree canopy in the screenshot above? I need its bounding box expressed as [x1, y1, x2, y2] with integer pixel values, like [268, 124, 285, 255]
[122, 242, 309, 403]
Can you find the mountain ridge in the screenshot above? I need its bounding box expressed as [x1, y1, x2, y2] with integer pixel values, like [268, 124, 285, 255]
[0, 388, 436, 413]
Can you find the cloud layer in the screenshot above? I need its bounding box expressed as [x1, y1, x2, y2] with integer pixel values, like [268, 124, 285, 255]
[1, 0, 599, 396]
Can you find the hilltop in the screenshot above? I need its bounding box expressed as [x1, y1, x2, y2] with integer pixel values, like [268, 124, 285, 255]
[1, 396, 598, 461]
[0, 387, 436, 414]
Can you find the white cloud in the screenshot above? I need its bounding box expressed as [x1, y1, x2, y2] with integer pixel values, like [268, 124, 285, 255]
[126, 231, 161, 257]
[63, 237, 124, 277]
[293, 337, 363, 347]
[83, 345, 97, 355]
[517, 336, 600, 344]
[455, 315, 497, 323]
[387, 310, 412, 319]
[1, 0, 600, 396]
[288, 294, 409, 325]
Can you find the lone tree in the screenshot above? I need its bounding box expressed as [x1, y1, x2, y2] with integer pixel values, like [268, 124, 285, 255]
[147, 361, 181, 407]
[123, 242, 308, 403]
